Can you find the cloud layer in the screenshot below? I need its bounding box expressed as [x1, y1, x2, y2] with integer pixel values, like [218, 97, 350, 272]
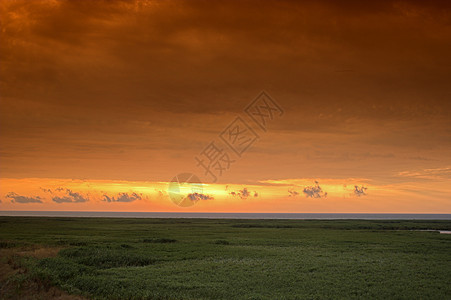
[1, 0, 450, 184]
[0, 1, 450, 213]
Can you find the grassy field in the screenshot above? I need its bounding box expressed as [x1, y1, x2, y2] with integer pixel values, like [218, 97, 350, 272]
[0, 217, 450, 299]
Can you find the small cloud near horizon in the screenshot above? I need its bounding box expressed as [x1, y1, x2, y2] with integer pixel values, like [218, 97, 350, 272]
[187, 193, 214, 201]
[230, 188, 259, 199]
[303, 181, 328, 198]
[288, 189, 299, 197]
[103, 192, 142, 203]
[354, 185, 368, 197]
[52, 189, 89, 203]
[6, 192, 43, 203]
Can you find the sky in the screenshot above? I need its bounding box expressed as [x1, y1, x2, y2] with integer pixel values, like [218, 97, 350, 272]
[1, 0, 450, 213]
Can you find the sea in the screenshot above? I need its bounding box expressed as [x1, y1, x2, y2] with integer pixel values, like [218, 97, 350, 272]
[0, 211, 450, 219]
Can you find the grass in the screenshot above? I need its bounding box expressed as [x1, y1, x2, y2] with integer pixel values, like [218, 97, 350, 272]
[0, 217, 450, 299]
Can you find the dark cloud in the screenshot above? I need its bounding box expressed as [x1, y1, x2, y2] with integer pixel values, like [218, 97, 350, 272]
[303, 181, 328, 198]
[6, 192, 42, 203]
[66, 189, 88, 202]
[241, 188, 250, 198]
[103, 192, 142, 203]
[0, 0, 450, 184]
[2, 0, 450, 117]
[51, 189, 88, 203]
[52, 196, 73, 203]
[230, 188, 258, 199]
[187, 193, 214, 201]
[288, 189, 299, 197]
[354, 185, 368, 197]
[40, 187, 53, 193]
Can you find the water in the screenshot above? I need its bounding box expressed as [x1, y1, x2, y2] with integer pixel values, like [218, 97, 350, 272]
[0, 211, 450, 219]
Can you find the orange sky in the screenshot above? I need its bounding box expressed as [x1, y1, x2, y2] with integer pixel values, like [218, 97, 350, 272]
[1, 0, 450, 213]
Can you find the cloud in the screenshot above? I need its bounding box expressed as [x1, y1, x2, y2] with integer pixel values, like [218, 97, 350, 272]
[354, 185, 368, 197]
[66, 189, 88, 202]
[103, 192, 142, 203]
[398, 167, 451, 180]
[6, 192, 43, 203]
[288, 189, 299, 197]
[303, 181, 328, 198]
[187, 193, 214, 201]
[241, 188, 250, 198]
[40, 187, 53, 193]
[51, 189, 88, 203]
[229, 188, 258, 199]
[52, 196, 73, 203]
[1, 0, 450, 187]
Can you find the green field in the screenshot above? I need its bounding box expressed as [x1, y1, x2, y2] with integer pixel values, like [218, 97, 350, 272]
[0, 217, 450, 299]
